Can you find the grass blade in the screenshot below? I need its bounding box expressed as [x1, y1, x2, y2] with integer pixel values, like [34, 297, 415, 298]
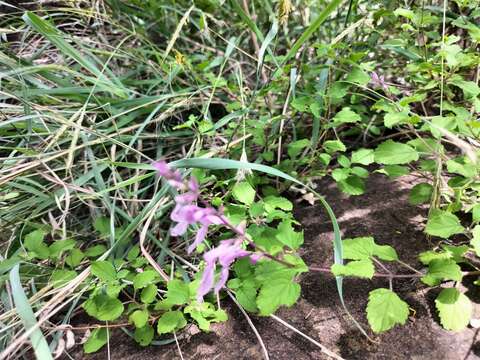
[9, 264, 53, 360]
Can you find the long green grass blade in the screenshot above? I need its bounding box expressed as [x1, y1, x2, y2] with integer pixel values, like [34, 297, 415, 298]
[10, 264, 53, 360]
[283, 0, 343, 65]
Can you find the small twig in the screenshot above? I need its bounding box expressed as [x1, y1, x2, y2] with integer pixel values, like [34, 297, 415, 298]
[227, 291, 270, 360]
[173, 332, 185, 360]
[139, 199, 170, 282]
[270, 314, 345, 360]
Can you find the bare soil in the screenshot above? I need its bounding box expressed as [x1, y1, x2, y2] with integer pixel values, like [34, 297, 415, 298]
[69, 173, 480, 360]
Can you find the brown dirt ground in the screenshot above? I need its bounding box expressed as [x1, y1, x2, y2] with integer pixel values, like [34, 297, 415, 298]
[68, 173, 480, 360]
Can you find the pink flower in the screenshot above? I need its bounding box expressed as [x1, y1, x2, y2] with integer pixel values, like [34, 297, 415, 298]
[152, 161, 184, 189]
[197, 239, 250, 302]
[153, 159, 260, 301]
[371, 71, 389, 92]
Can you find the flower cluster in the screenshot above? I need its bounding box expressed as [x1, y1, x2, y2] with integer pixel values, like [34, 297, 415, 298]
[153, 161, 257, 301]
[370, 71, 389, 92]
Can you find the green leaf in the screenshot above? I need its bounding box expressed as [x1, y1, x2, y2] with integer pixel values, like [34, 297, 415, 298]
[129, 309, 149, 328]
[235, 284, 258, 312]
[435, 288, 472, 331]
[263, 196, 293, 212]
[343, 237, 398, 261]
[134, 326, 154, 346]
[83, 294, 124, 321]
[425, 210, 464, 239]
[418, 251, 451, 265]
[471, 225, 480, 257]
[374, 140, 419, 165]
[332, 107, 361, 125]
[384, 110, 410, 128]
[49, 239, 76, 259]
[376, 165, 409, 178]
[346, 67, 370, 86]
[288, 139, 310, 158]
[50, 269, 77, 288]
[472, 204, 480, 222]
[157, 310, 187, 334]
[409, 183, 433, 205]
[421, 259, 462, 286]
[141, 284, 158, 304]
[24, 230, 49, 259]
[323, 140, 346, 153]
[164, 279, 190, 305]
[232, 181, 256, 205]
[331, 260, 375, 279]
[65, 248, 85, 268]
[91, 261, 117, 282]
[257, 278, 301, 315]
[94, 217, 111, 236]
[276, 220, 303, 250]
[351, 148, 374, 165]
[367, 288, 409, 333]
[337, 176, 366, 196]
[85, 245, 107, 257]
[133, 270, 158, 289]
[332, 168, 350, 182]
[184, 302, 228, 331]
[84, 328, 109, 354]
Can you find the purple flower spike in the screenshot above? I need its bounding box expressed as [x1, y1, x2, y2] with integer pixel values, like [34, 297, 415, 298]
[152, 161, 184, 189]
[197, 239, 250, 302]
[370, 71, 389, 92]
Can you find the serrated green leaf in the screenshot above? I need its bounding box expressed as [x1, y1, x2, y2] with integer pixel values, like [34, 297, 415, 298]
[263, 196, 293, 212]
[367, 288, 409, 333]
[331, 260, 375, 279]
[94, 217, 110, 236]
[435, 288, 472, 331]
[409, 183, 433, 205]
[134, 325, 154, 346]
[471, 225, 480, 257]
[323, 140, 346, 153]
[343, 237, 398, 261]
[384, 110, 410, 128]
[84, 328, 108, 354]
[141, 284, 158, 304]
[346, 67, 370, 85]
[232, 181, 256, 205]
[164, 279, 190, 305]
[133, 270, 158, 289]
[85, 245, 107, 257]
[337, 176, 366, 196]
[50, 269, 77, 288]
[235, 284, 258, 312]
[184, 302, 227, 331]
[288, 139, 310, 158]
[65, 248, 84, 268]
[257, 278, 301, 315]
[425, 210, 464, 239]
[418, 251, 451, 265]
[374, 140, 419, 165]
[275, 220, 303, 250]
[83, 294, 124, 321]
[421, 259, 462, 286]
[24, 230, 49, 259]
[332, 107, 361, 125]
[157, 310, 187, 334]
[351, 148, 374, 165]
[91, 261, 117, 282]
[49, 239, 76, 259]
[129, 309, 149, 328]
